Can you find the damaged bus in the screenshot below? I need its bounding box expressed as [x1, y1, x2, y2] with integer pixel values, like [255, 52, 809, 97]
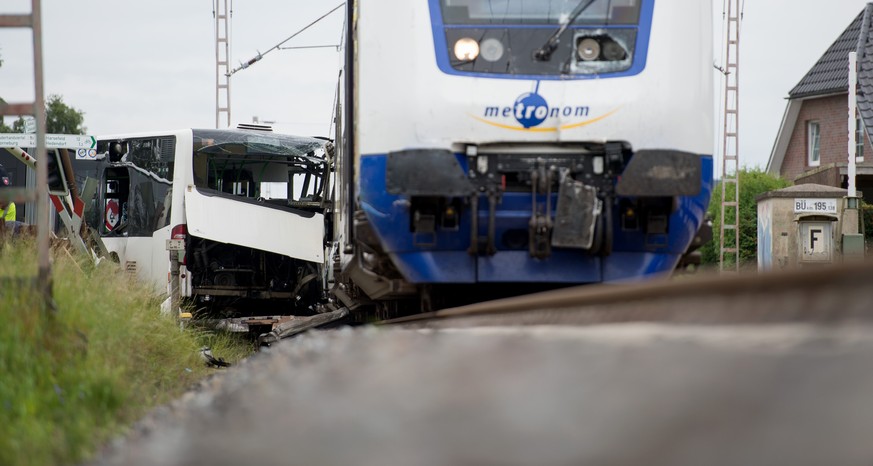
[82, 126, 330, 317]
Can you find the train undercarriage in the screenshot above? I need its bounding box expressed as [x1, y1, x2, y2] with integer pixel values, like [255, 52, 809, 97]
[330, 143, 711, 318]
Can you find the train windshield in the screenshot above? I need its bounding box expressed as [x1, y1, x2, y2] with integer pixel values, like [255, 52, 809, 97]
[440, 0, 641, 25]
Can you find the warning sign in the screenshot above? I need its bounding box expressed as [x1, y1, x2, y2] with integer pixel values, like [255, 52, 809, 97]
[105, 200, 120, 231]
[799, 221, 832, 262]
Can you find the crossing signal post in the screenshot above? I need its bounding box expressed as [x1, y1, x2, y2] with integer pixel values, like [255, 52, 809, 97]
[44, 149, 69, 196]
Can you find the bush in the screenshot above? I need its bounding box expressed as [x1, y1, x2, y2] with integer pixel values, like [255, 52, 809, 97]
[700, 169, 792, 266]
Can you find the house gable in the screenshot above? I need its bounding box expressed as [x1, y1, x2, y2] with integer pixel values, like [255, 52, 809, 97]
[768, 5, 872, 176]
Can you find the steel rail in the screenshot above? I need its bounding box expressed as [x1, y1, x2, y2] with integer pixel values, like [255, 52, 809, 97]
[381, 260, 873, 325]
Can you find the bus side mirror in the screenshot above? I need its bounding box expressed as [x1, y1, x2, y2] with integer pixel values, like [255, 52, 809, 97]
[109, 141, 128, 162]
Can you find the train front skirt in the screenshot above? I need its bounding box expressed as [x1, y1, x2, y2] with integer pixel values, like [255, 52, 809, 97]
[358, 152, 714, 284]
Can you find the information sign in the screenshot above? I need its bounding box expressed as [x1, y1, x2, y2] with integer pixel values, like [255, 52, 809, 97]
[0, 133, 96, 149]
[793, 198, 837, 214]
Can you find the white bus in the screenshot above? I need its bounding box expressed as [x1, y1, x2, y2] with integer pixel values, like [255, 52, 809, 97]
[80, 126, 330, 316]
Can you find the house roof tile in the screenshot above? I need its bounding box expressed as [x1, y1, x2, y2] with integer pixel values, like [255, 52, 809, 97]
[856, 5, 873, 131]
[789, 10, 865, 99]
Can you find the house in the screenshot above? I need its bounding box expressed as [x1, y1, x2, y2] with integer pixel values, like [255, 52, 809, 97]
[767, 3, 873, 202]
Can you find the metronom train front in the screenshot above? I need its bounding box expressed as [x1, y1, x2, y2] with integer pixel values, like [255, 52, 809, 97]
[327, 0, 714, 312]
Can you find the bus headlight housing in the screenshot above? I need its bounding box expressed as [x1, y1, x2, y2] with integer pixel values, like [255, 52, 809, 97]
[454, 37, 480, 61]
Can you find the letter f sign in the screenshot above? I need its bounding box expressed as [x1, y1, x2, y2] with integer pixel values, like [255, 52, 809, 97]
[809, 228, 821, 251]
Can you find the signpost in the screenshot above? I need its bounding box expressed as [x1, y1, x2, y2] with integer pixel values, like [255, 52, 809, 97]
[24, 117, 36, 134]
[0, 133, 96, 150]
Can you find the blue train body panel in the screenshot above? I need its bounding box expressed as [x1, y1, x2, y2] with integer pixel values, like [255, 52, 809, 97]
[359, 153, 714, 284]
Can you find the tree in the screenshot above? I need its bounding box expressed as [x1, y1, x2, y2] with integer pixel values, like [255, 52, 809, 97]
[0, 50, 83, 133]
[10, 94, 86, 135]
[700, 169, 792, 266]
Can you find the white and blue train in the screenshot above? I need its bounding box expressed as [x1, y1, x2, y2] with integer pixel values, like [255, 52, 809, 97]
[328, 0, 713, 311]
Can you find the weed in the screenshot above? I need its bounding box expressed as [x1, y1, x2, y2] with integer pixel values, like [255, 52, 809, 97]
[0, 240, 253, 465]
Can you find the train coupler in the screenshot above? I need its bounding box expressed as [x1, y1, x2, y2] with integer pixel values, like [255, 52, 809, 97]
[468, 187, 500, 256]
[529, 213, 552, 259]
[528, 163, 555, 259]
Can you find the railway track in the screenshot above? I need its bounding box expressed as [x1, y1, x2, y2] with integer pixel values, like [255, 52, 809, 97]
[94, 260, 873, 466]
[382, 260, 873, 328]
[200, 260, 873, 345]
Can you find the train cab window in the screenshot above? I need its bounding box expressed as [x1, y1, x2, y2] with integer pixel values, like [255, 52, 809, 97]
[438, 0, 643, 76]
[440, 0, 641, 25]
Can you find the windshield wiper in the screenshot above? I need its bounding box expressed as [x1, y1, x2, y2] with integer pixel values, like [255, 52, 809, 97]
[533, 0, 598, 61]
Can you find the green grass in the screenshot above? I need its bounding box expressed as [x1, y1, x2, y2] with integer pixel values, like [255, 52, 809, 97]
[0, 238, 253, 465]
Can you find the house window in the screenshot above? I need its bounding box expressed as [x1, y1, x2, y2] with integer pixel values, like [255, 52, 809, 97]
[856, 118, 864, 161]
[808, 121, 820, 166]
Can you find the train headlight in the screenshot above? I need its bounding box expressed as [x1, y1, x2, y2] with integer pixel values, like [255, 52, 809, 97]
[577, 38, 601, 61]
[601, 39, 627, 61]
[480, 38, 504, 62]
[454, 38, 480, 61]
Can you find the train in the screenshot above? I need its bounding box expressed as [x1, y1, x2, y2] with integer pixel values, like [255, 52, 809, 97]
[325, 0, 714, 314]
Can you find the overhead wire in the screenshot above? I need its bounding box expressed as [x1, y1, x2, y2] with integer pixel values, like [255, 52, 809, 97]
[228, 2, 345, 76]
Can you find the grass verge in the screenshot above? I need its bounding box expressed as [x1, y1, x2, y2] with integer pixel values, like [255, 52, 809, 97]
[0, 238, 253, 465]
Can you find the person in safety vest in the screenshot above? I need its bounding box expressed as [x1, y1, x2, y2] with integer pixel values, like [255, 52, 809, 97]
[0, 164, 15, 223]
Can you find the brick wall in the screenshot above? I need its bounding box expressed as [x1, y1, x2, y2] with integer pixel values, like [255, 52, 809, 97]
[781, 93, 873, 181]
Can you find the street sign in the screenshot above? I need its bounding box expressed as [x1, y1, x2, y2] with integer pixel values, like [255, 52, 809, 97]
[74, 148, 99, 160]
[0, 133, 35, 148]
[46, 134, 97, 150]
[24, 117, 36, 134]
[0, 133, 96, 149]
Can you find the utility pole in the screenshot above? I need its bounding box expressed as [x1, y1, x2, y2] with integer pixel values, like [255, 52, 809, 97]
[215, 0, 232, 128]
[0, 0, 53, 309]
[719, 0, 741, 273]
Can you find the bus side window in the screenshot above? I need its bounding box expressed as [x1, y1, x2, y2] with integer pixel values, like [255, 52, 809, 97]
[221, 168, 254, 197]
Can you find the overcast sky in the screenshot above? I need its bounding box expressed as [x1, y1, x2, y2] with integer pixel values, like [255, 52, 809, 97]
[0, 0, 867, 170]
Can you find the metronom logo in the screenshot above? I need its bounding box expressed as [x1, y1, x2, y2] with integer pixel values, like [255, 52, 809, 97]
[484, 92, 589, 129]
[472, 82, 617, 132]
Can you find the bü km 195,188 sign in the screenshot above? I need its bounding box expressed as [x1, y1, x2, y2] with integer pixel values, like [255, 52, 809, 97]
[794, 198, 837, 214]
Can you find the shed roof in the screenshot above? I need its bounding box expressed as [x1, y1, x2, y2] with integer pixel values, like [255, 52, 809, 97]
[756, 183, 850, 201]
